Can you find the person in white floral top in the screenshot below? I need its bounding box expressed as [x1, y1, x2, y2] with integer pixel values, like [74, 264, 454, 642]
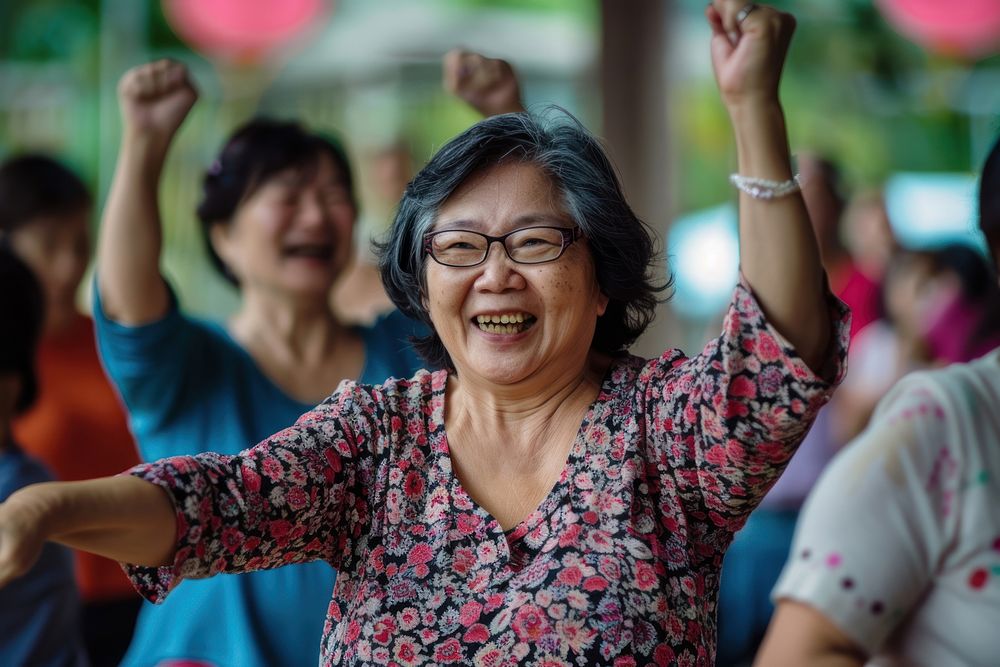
[0, 2, 848, 665]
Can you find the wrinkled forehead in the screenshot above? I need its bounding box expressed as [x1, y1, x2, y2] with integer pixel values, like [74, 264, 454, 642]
[431, 160, 572, 233]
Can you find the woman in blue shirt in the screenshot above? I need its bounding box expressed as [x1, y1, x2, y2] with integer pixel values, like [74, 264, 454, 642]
[94, 60, 427, 667]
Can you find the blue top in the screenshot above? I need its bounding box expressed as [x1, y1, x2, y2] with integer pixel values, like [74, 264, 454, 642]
[94, 287, 427, 667]
[0, 444, 88, 667]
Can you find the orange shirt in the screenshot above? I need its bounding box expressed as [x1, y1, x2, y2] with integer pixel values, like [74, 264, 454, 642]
[14, 314, 140, 602]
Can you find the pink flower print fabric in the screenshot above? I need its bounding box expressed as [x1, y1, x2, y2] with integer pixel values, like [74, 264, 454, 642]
[123, 280, 848, 666]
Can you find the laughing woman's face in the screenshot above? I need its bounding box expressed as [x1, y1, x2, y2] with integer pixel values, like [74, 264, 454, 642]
[424, 161, 608, 386]
[210, 154, 356, 298]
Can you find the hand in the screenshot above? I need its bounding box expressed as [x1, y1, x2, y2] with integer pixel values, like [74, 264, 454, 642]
[118, 59, 198, 146]
[706, 1, 795, 111]
[0, 489, 50, 589]
[443, 48, 525, 117]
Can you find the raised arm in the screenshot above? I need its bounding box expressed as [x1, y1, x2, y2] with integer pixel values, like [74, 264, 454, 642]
[443, 48, 525, 117]
[708, 1, 830, 371]
[97, 59, 198, 325]
[0, 476, 177, 588]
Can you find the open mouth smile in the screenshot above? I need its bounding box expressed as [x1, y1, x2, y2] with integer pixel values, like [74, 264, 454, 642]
[473, 312, 536, 334]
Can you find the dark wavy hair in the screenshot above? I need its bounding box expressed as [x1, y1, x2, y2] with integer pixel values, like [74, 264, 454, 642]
[0, 245, 45, 414]
[196, 118, 356, 287]
[378, 110, 670, 371]
[0, 154, 91, 234]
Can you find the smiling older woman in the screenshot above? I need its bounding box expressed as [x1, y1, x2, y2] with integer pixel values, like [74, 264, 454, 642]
[0, 2, 848, 665]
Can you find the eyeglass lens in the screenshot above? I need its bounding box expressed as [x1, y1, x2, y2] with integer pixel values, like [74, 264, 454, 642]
[428, 227, 570, 266]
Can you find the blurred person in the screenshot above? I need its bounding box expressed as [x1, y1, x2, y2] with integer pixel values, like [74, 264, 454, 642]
[0, 4, 848, 663]
[799, 153, 882, 339]
[331, 50, 527, 326]
[0, 154, 142, 666]
[917, 244, 1000, 363]
[91, 61, 428, 667]
[827, 249, 936, 448]
[330, 142, 415, 326]
[755, 135, 1000, 667]
[833, 244, 1000, 444]
[841, 188, 897, 288]
[0, 246, 88, 666]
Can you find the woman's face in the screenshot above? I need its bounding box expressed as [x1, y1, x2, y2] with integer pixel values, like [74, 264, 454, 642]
[211, 153, 355, 299]
[8, 210, 90, 333]
[884, 253, 936, 340]
[425, 161, 608, 386]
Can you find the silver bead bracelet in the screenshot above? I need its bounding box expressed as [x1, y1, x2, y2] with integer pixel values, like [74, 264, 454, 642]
[729, 173, 802, 200]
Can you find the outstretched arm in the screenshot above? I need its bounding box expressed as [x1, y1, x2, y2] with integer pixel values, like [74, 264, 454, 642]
[97, 59, 198, 325]
[708, 1, 830, 372]
[0, 476, 177, 588]
[443, 48, 525, 117]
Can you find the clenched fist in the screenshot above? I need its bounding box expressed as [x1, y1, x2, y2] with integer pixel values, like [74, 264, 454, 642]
[118, 59, 198, 143]
[443, 49, 524, 117]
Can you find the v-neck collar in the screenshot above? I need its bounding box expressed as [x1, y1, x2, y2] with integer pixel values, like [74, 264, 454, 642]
[426, 364, 618, 563]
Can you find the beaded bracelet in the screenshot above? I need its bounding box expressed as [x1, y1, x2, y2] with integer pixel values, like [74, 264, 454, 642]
[729, 173, 801, 200]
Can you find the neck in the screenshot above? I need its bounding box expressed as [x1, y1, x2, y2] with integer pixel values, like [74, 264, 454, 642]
[447, 351, 609, 458]
[45, 306, 81, 337]
[230, 288, 343, 364]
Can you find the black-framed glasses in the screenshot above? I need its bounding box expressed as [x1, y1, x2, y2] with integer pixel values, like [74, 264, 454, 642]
[423, 226, 583, 267]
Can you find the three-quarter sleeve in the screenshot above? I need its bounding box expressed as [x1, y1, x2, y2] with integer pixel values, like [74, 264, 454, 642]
[121, 381, 377, 603]
[645, 277, 850, 537]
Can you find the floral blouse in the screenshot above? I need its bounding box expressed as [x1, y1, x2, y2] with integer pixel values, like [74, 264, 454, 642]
[125, 282, 848, 666]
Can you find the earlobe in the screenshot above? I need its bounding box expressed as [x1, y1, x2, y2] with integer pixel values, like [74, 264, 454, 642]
[596, 292, 609, 317]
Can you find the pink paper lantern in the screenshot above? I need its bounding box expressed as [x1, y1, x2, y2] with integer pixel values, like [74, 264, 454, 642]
[876, 0, 1000, 58]
[163, 0, 329, 64]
